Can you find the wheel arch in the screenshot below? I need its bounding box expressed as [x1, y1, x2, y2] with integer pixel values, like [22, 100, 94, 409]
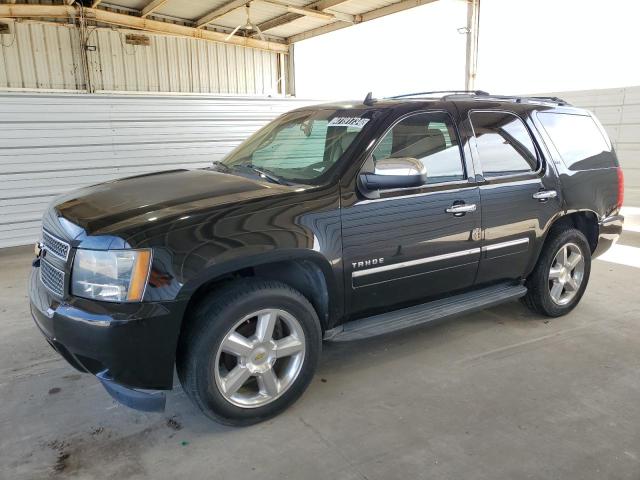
[177, 249, 341, 334]
[546, 210, 599, 253]
[527, 210, 599, 278]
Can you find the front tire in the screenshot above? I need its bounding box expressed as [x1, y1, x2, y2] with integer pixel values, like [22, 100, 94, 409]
[177, 279, 322, 426]
[523, 227, 591, 317]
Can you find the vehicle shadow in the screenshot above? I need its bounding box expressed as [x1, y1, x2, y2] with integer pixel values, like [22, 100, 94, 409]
[318, 299, 543, 374]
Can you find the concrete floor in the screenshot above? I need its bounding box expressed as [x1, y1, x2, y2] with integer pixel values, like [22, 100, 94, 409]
[1, 217, 640, 480]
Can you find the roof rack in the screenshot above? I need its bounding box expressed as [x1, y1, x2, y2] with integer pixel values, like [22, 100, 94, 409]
[526, 96, 570, 105]
[442, 92, 570, 106]
[388, 90, 490, 99]
[387, 90, 570, 106]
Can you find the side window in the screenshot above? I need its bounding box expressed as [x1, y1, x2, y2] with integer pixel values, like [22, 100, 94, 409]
[537, 112, 613, 170]
[470, 111, 538, 177]
[371, 112, 465, 183]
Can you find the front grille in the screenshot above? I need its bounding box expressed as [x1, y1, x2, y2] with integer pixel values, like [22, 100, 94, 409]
[40, 259, 65, 297]
[43, 229, 70, 261]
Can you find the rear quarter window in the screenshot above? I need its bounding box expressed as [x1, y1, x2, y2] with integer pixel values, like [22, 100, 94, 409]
[536, 112, 615, 170]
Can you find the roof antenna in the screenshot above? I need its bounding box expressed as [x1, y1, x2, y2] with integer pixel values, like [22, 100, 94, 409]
[363, 91, 375, 106]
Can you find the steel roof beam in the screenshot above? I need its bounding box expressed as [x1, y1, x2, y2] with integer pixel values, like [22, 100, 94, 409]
[141, 0, 170, 18]
[287, 0, 438, 43]
[0, 4, 289, 53]
[256, 0, 349, 33]
[195, 0, 249, 29]
[259, 0, 334, 20]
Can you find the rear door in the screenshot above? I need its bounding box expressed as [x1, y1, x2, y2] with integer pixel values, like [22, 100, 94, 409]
[462, 109, 562, 284]
[341, 110, 482, 315]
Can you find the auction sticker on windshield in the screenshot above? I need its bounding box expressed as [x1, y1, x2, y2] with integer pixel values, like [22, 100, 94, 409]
[328, 117, 370, 128]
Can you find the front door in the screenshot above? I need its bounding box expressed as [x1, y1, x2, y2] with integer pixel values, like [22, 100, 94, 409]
[341, 110, 482, 315]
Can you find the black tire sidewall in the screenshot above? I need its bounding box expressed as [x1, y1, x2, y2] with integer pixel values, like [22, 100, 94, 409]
[189, 282, 321, 425]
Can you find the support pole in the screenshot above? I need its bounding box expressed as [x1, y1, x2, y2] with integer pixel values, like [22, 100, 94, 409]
[75, 4, 94, 93]
[286, 43, 296, 96]
[464, 0, 480, 90]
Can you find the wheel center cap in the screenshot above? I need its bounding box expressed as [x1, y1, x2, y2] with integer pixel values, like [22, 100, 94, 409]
[246, 344, 275, 374]
[253, 348, 268, 363]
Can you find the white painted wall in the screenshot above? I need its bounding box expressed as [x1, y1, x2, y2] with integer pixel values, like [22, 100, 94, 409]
[294, 0, 467, 99]
[477, 0, 640, 93]
[294, 0, 640, 98]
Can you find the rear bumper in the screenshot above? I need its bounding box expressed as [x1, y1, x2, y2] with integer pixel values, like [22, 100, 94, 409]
[29, 267, 185, 411]
[593, 214, 624, 258]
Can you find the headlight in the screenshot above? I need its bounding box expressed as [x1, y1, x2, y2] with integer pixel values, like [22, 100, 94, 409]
[71, 249, 152, 302]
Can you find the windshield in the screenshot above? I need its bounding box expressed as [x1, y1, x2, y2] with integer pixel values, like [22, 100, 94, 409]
[221, 109, 373, 184]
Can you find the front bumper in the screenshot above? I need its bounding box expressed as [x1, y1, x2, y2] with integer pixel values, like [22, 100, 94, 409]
[29, 267, 185, 411]
[96, 372, 167, 412]
[593, 214, 624, 258]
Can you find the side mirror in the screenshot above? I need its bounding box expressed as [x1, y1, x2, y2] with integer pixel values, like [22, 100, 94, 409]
[359, 157, 427, 191]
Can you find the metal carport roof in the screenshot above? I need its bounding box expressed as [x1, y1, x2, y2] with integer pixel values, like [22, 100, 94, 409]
[0, 0, 480, 87]
[0, 0, 458, 51]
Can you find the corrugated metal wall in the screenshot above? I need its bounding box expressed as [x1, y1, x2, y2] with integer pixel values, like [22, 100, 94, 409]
[0, 22, 84, 90]
[0, 21, 285, 95]
[0, 92, 315, 248]
[538, 86, 640, 205]
[87, 27, 282, 94]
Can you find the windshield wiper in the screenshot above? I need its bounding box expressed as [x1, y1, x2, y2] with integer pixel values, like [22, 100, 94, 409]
[236, 163, 288, 185]
[210, 161, 232, 172]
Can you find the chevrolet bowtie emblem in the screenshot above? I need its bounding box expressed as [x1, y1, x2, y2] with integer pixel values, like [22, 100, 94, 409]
[34, 241, 43, 258]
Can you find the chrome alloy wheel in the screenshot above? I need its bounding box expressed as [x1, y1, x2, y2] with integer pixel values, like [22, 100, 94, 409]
[214, 309, 306, 408]
[548, 242, 585, 306]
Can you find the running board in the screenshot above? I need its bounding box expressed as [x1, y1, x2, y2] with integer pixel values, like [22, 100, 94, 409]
[324, 283, 527, 342]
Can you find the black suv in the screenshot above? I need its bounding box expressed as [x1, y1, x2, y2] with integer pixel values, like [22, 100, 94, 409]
[29, 91, 624, 425]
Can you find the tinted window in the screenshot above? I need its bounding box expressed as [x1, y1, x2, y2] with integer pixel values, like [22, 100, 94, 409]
[371, 112, 465, 183]
[537, 112, 613, 170]
[470, 111, 538, 177]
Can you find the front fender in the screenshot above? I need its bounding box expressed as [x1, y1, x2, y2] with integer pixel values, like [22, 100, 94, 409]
[179, 248, 336, 294]
[176, 248, 343, 321]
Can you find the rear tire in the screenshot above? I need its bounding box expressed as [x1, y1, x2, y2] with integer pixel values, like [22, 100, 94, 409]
[177, 279, 321, 426]
[523, 227, 591, 317]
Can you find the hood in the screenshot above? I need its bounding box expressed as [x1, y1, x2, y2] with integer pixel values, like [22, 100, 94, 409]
[53, 169, 293, 236]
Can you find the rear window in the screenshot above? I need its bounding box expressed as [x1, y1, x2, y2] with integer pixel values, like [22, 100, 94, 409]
[537, 112, 614, 170]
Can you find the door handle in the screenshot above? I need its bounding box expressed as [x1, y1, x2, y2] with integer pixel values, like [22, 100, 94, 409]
[532, 190, 557, 201]
[446, 203, 477, 216]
